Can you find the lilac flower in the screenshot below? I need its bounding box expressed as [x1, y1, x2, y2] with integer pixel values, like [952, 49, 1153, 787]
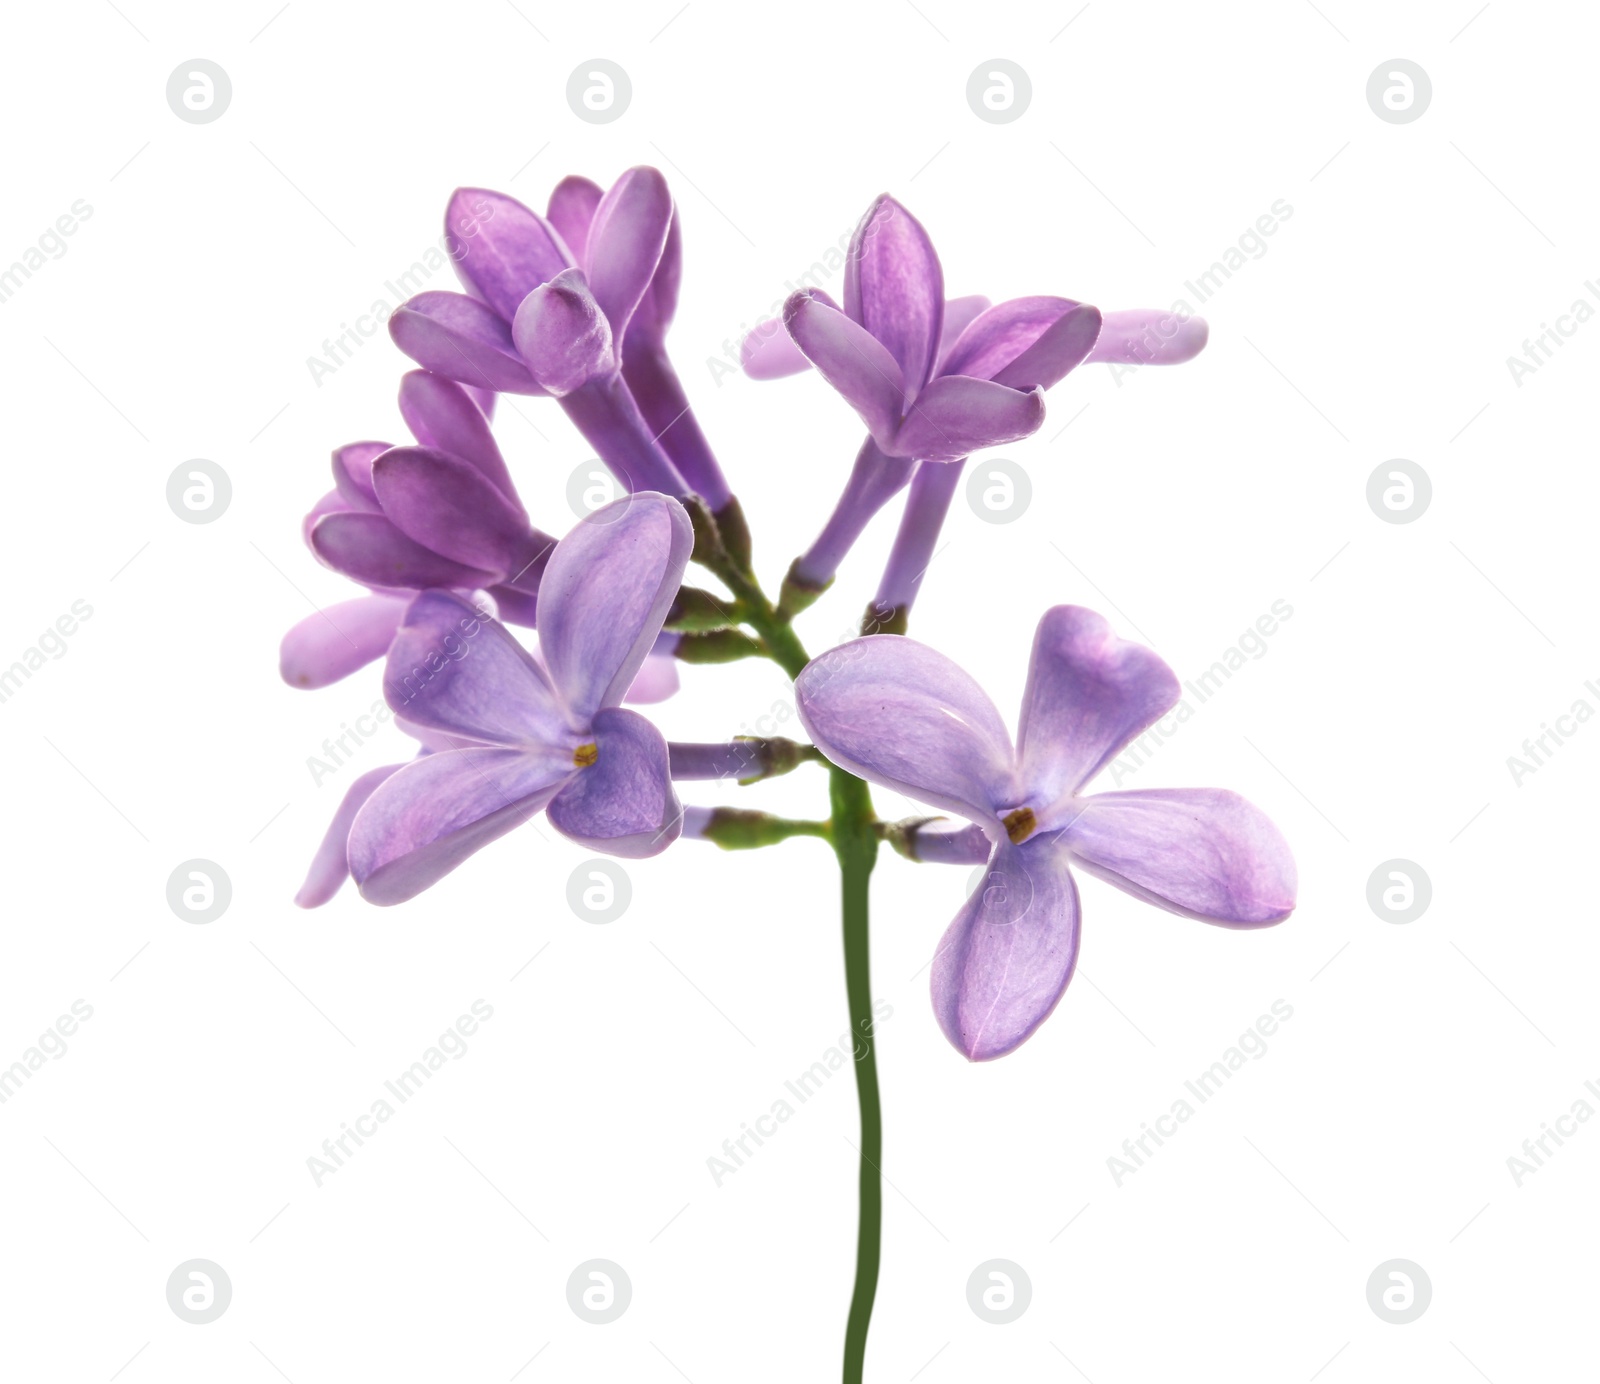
[387, 171, 691, 499]
[795, 606, 1295, 1060]
[346, 493, 692, 905]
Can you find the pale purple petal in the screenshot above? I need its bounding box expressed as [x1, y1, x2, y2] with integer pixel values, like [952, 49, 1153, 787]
[904, 818, 993, 865]
[892, 375, 1044, 462]
[547, 707, 681, 857]
[349, 747, 573, 905]
[371, 447, 552, 580]
[741, 318, 813, 380]
[627, 205, 681, 342]
[586, 166, 673, 341]
[842, 195, 944, 395]
[546, 175, 603, 264]
[295, 763, 406, 908]
[397, 370, 520, 505]
[1018, 606, 1180, 807]
[311, 511, 498, 590]
[280, 594, 410, 689]
[485, 583, 539, 627]
[784, 289, 906, 441]
[1087, 309, 1209, 366]
[1059, 788, 1297, 926]
[389, 291, 543, 395]
[931, 837, 1080, 1061]
[795, 635, 1017, 823]
[624, 649, 680, 704]
[511, 268, 615, 395]
[303, 488, 349, 547]
[332, 441, 388, 509]
[933, 294, 992, 371]
[446, 187, 573, 322]
[938, 297, 1103, 391]
[537, 493, 693, 723]
[383, 590, 569, 747]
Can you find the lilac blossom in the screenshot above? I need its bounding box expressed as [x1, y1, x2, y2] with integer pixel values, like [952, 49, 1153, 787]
[795, 606, 1296, 1060]
[346, 493, 691, 905]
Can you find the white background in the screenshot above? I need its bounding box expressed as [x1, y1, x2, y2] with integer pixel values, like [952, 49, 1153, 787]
[1, 1, 1595, 1380]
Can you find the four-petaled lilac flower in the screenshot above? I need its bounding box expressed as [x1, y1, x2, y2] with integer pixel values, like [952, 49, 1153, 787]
[347, 493, 692, 905]
[743, 195, 1208, 463]
[795, 607, 1296, 1060]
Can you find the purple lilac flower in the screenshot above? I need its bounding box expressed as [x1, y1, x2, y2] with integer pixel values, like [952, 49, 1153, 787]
[795, 606, 1296, 1060]
[346, 493, 692, 905]
[386, 171, 692, 501]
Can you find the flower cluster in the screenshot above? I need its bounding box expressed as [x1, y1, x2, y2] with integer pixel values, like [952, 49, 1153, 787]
[281, 166, 1294, 1064]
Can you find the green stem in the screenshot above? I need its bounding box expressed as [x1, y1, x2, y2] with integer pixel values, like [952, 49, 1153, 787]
[831, 766, 881, 1384]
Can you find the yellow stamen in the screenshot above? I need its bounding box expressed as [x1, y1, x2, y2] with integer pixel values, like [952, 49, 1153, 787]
[1002, 807, 1036, 845]
[573, 742, 599, 768]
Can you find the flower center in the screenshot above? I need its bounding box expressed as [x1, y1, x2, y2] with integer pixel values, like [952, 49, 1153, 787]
[1001, 807, 1036, 845]
[573, 742, 599, 768]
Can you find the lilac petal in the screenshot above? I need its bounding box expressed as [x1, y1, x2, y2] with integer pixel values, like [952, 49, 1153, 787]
[303, 488, 350, 547]
[904, 818, 993, 865]
[397, 371, 519, 506]
[486, 583, 539, 627]
[784, 289, 906, 441]
[1018, 606, 1180, 806]
[466, 385, 496, 419]
[795, 635, 1016, 823]
[1087, 309, 1209, 366]
[547, 706, 681, 857]
[547, 175, 603, 264]
[537, 493, 693, 723]
[383, 589, 568, 747]
[939, 297, 1103, 390]
[627, 205, 682, 343]
[931, 837, 1080, 1061]
[295, 763, 406, 908]
[446, 187, 573, 322]
[511, 268, 615, 395]
[332, 441, 388, 509]
[371, 447, 550, 579]
[585, 166, 674, 342]
[624, 649, 680, 704]
[1059, 788, 1296, 926]
[934, 295, 993, 369]
[842, 194, 944, 395]
[350, 746, 572, 905]
[280, 594, 410, 689]
[389, 291, 543, 395]
[311, 511, 498, 590]
[892, 375, 1044, 462]
[741, 318, 813, 379]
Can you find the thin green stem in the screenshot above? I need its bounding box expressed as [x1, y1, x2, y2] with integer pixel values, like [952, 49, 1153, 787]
[831, 767, 881, 1384]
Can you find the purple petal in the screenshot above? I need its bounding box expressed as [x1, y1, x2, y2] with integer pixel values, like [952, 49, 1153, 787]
[904, 818, 993, 865]
[446, 187, 573, 322]
[547, 706, 681, 857]
[295, 763, 406, 908]
[1087, 309, 1209, 366]
[585, 166, 674, 342]
[397, 371, 520, 506]
[371, 447, 551, 580]
[627, 205, 682, 343]
[350, 747, 572, 905]
[537, 493, 693, 723]
[280, 594, 410, 690]
[939, 297, 1102, 390]
[311, 511, 498, 590]
[795, 635, 1016, 823]
[624, 649, 680, 704]
[934, 295, 992, 370]
[1059, 788, 1296, 926]
[842, 194, 944, 395]
[383, 589, 568, 747]
[784, 289, 906, 442]
[332, 441, 388, 509]
[511, 268, 615, 395]
[389, 291, 543, 395]
[303, 488, 350, 547]
[931, 837, 1080, 1061]
[547, 175, 603, 264]
[486, 583, 539, 626]
[741, 318, 812, 379]
[892, 375, 1044, 462]
[1018, 606, 1180, 806]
